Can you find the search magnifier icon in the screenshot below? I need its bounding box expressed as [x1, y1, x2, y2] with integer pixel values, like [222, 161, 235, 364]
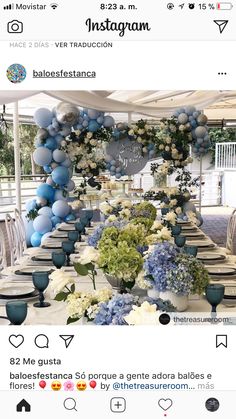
[63, 398, 77, 411]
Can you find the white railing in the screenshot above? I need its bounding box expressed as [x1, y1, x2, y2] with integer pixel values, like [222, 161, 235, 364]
[215, 142, 236, 170]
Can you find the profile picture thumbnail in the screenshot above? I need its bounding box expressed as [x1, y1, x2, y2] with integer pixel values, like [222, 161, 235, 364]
[6, 63, 27, 83]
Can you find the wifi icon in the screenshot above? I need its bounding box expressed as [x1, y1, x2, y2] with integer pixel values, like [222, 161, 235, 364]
[50, 3, 58, 9]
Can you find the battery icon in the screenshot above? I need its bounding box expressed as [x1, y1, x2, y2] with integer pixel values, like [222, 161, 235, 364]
[217, 2, 233, 9]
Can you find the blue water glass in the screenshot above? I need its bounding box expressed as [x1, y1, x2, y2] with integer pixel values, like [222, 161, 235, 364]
[32, 271, 51, 308]
[68, 231, 79, 242]
[75, 222, 84, 241]
[62, 241, 75, 266]
[80, 216, 89, 235]
[52, 251, 66, 269]
[171, 225, 182, 236]
[82, 209, 93, 227]
[6, 301, 28, 325]
[161, 208, 170, 216]
[205, 284, 225, 314]
[174, 235, 186, 248]
[184, 245, 198, 257]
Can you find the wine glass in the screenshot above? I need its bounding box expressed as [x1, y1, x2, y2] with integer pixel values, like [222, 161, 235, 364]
[184, 245, 198, 257]
[205, 284, 225, 316]
[75, 222, 84, 241]
[171, 225, 182, 236]
[80, 216, 89, 235]
[32, 271, 51, 308]
[52, 251, 66, 269]
[82, 209, 93, 227]
[68, 231, 79, 242]
[174, 235, 186, 248]
[6, 301, 28, 325]
[62, 241, 75, 266]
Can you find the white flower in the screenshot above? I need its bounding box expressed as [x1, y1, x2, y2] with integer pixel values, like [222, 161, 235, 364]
[170, 199, 178, 207]
[128, 129, 134, 136]
[175, 207, 182, 215]
[121, 200, 132, 209]
[107, 214, 117, 222]
[138, 128, 145, 135]
[100, 202, 113, 215]
[124, 302, 159, 325]
[90, 162, 97, 169]
[50, 270, 75, 294]
[164, 211, 177, 226]
[159, 144, 164, 150]
[74, 129, 81, 136]
[100, 193, 110, 201]
[86, 132, 93, 139]
[136, 270, 151, 289]
[165, 146, 170, 152]
[76, 246, 100, 265]
[157, 226, 172, 241]
[90, 139, 97, 146]
[137, 137, 143, 143]
[120, 208, 131, 218]
[143, 147, 148, 153]
[151, 220, 163, 231]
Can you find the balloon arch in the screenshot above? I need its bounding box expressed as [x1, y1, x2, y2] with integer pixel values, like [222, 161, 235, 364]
[25, 102, 209, 246]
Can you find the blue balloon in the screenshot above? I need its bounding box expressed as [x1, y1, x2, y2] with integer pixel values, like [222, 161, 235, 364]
[25, 220, 34, 246]
[54, 189, 68, 201]
[46, 176, 55, 186]
[88, 120, 100, 132]
[38, 206, 53, 218]
[60, 126, 71, 137]
[110, 160, 116, 166]
[33, 215, 52, 234]
[66, 180, 75, 192]
[52, 200, 70, 218]
[52, 149, 67, 163]
[44, 137, 57, 150]
[43, 165, 52, 174]
[61, 158, 72, 168]
[65, 213, 76, 222]
[115, 173, 122, 179]
[34, 138, 44, 148]
[31, 231, 43, 247]
[97, 116, 104, 125]
[88, 109, 100, 120]
[82, 120, 88, 128]
[103, 115, 115, 128]
[33, 147, 52, 166]
[185, 106, 196, 116]
[25, 199, 37, 212]
[52, 166, 70, 186]
[34, 108, 53, 128]
[55, 134, 64, 145]
[110, 165, 116, 172]
[51, 215, 62, 227]
[37, 184, 55, 201]
[41, 232, 52, 244]
[47, 126, 58, 137]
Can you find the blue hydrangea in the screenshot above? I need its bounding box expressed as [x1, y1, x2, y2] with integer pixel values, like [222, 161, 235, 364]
[94, 294, 138, 325]
[144, 242, 180, 292]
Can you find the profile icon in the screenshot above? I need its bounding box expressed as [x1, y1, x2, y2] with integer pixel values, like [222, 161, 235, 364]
[6, 63, 26, 83]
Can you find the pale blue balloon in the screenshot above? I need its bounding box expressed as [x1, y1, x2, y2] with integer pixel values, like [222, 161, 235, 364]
[52, 149, 67, 163]
[103, 115, 115, 128]
[66, 179, 75, 192]
[52, 200, 70, 218]
[31, 231, 43, 247]
[60, 126, 71, 137]
[38, 206, 53, 218]
[61, 158, 72, 168]
[34, 108, 53, 128]
[185, 106, 196, 115]
[51, 215, 62, 227]
[55, 134, 64, 145]
[25, 220, 34, 246]
[25, 199, 37, 212]
[195, 126, 207, 138]
[33, 215, 52, 234]
[88, 109, 100, 120]
[82, 120, 88, 128]
[52, 166, 70, 186]
[43, 165, 52, 174]
[54, 189, 68, 201]
[97, 116, 104, 124]
[33, 147, 52, 166]
[115, 173, 122, 179]
[37, 184, 55, 201]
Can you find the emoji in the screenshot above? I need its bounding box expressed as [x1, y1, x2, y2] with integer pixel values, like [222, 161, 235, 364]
[39, 380, 46, 389]
[63, 380, 74, 391]
[76, 380, 87, 391]
[89, 380, 97, 389]
[51, 381, 62, 391]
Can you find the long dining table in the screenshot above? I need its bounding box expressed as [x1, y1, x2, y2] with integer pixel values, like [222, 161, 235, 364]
[1, 219, 236, 325]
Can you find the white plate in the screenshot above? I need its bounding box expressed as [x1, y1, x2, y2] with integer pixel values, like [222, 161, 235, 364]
[58, 225, 75, 231]
[50, 233, 68, 239]
[197, 253, 225, 260]
[42, 243, 62, 249]
[187, 240, 214, 247]
[207, 267, 236, 275]
[0, 317, 10, 325]
[0, 286, 34, 297]
[15, 266, 53, 275]
[32, 254, 52, 261]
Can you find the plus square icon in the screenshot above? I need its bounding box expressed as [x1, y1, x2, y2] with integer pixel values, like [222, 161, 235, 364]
[110, 398, 126, 413]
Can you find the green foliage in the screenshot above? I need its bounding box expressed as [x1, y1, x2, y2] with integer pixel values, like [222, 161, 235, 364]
[132, 201, 157, 221]
[26, 209, 38, 221]
[130, 217, 154, 231]
[208, 128, 236, 164]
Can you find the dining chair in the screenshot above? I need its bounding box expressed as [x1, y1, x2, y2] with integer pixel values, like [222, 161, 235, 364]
[5, 213, 21, 266]
[0, 227, 7, 270]
[226, 209, 236, 255]
[14, 208, 27, 257]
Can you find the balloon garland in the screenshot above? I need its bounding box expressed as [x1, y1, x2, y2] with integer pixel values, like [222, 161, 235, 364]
[26, 103, 115, 246]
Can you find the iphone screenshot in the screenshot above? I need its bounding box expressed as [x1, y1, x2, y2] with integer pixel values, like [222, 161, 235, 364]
[0, 0, 235, 417]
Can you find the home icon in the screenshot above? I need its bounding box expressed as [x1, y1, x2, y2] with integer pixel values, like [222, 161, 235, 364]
[16, 399, 31, 412]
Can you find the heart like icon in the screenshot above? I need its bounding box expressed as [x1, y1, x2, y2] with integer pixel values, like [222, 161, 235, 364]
[158, 398, 173, 411]
[9, 334, 24, 348]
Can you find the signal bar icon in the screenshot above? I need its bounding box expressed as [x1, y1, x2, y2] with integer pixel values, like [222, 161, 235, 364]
[3, 3, 14, 9]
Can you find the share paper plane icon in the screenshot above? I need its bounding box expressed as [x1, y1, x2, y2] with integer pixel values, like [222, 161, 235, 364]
[214, 20, 228, 33]
[59, 335, 74, 348]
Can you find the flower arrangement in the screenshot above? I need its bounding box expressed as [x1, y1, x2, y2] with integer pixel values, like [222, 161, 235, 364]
[130, 201, 157, 221]
[127, 119, 156, 158]
[143, 242, 209, 296]
[124, 301, 160, 325]
[99, 198, 133, 221]
[66, 288, 112, 324]
[73, 246, 100, 290]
